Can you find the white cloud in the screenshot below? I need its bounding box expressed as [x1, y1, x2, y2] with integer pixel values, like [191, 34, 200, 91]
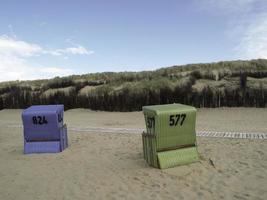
[0, 58, 73, 82]
[0, 54, 32, 82]
[194, 0, 267, 59]
[0, 53, 74, 82]
[234, 13, 267, 59]
[8, 25, 17, 39]
[0, 36, 90, 82]
[44, 46, 94, 56]
[0, 35, 93, 57]
[64, 46, 94, 55]
[0, 36, 42, 57]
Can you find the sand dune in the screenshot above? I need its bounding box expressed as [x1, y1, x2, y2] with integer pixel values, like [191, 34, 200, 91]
[0, 108, 267, 200]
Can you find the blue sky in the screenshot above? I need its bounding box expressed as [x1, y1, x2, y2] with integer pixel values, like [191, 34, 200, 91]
[0, 0, 266, 82]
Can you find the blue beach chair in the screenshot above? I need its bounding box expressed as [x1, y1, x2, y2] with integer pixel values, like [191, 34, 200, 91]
[22, 105, 68, 154]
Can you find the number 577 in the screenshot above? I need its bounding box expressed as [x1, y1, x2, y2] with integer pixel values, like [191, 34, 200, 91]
[169, 114, 186, 126]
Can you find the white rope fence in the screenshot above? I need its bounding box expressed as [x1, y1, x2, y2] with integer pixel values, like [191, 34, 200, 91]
[2, 123, 267, 140]
[68, 127, 267, 140]
[196, 131, 267, 139]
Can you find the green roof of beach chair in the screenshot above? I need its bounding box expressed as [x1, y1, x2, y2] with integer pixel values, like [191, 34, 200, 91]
[143, 104, 197, 151]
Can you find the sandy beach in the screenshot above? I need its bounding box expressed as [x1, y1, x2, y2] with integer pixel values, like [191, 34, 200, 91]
[0, 108, 267, 200]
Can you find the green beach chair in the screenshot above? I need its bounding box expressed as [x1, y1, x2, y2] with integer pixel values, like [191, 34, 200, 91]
[142, 103, 199, 169]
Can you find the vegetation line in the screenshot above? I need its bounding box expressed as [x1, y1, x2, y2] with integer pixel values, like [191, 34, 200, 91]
[0, 59, 267, 111]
